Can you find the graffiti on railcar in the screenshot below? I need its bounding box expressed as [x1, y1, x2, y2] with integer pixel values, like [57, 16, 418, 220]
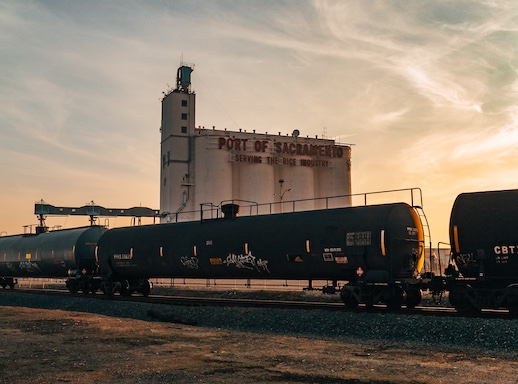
[223, 252, 270, 273]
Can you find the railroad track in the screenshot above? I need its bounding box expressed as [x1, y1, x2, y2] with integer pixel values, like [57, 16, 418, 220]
[2, 287, 512, 319]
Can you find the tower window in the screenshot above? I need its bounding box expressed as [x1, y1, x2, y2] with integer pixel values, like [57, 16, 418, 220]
[181, 126, 187, 133]
[181, 100, 188, 107]
[181, 113, 188, 120]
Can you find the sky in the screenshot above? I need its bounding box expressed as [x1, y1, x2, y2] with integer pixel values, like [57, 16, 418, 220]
[1, 0, 517, 243]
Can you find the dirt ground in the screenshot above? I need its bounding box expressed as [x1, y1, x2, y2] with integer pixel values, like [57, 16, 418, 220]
[0, 306, 516, 384]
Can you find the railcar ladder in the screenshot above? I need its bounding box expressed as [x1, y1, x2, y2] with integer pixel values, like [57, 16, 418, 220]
[413, 206, 433, 275]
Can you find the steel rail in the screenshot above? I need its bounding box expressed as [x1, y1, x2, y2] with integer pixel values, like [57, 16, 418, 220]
[2, 287, 513, 319]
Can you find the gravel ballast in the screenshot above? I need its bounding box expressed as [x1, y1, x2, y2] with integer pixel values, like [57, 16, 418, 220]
[0, 290, 517, 358]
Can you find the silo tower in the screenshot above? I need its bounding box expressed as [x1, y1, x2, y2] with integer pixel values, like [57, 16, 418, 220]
[160, 64, 196, 221]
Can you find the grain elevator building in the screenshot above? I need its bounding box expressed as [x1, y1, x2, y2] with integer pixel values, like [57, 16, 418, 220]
[160, 65, 352, 222]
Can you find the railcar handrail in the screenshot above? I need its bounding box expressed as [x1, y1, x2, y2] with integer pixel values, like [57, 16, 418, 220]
[436, 242, 451, 277]
[186, 187, 424, 223]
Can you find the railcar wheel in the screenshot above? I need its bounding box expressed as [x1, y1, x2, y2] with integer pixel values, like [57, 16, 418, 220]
[68, 285, 78, 294]
[90, 282, 100, 294]
[405, 287, 422, 309]
[449, 285, 477, 312]
[100, 282, 118, 296]
[385, 284, 404, 310]
[340, 286, 359, 308]
[505, 284, 518, 311]
[364, 297, 374, 308]
[141, 279, 152, 297]
[345, 295, 359, 308]
[120, 280, 131, 296]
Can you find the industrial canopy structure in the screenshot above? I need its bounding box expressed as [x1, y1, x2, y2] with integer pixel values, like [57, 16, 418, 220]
[34, 200, 160, 230]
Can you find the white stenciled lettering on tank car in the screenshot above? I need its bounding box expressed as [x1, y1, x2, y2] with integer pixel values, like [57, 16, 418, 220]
[407, 227, 418, 236]
[324, 247, 343, 252]
[494, 245, 518, 254]
[113, 254, 132, 260]
[346, 232, 371, 246]
[493, 245, 518, 264]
